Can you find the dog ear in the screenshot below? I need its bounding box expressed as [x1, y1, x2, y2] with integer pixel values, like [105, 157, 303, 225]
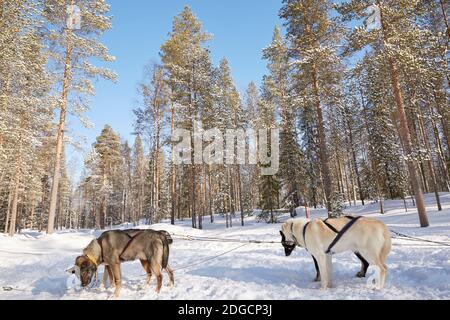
[66, 265, 81, 278]
[279, 231, 286, 241]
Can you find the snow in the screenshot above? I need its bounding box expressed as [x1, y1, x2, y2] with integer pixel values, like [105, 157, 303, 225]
[1, 193, 449, 300]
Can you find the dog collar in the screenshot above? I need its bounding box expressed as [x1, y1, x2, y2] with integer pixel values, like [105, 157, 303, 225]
[86, 254, 98, 266]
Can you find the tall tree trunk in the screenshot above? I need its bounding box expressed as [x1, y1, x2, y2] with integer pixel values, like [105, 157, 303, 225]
[359, 81, 384, 212]
[342, 159, 353, 205]
[92, 191, 97, 229]
[227, 167, 234, 228]
[199, 172, 205, 230]
[48, 25, 73, 234]
[379, 4, 429, 227]
[417, 106, 442, 210]
[236, 165, 244, 226]
[121, 190, 126, 224]
[337, 157, 348, 203]
[432, 90, 450, 172]
[30, 194, 36, 230]
[100, 195, 106, 230]
[429, 100, 450, 191]
[311, 63, 333, 214]
[8, 173, 20, 236]
[191, 164, 196, 229]
[154, 93, 162, 216]
[4, 186, 13, 234]
[408, 110, 430, 194]
[347, 116, 365, 205]
[208, 165, 214, 223]
[171, 94, 177, 225]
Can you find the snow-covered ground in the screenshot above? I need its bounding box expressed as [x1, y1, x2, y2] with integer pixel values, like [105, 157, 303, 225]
[1, 193, 449, 300]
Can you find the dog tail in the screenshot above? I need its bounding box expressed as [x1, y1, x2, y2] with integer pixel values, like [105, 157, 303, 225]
[162, 239, 170, 269]
[158, 230, 173, 245]
[380, 224, 391, 263]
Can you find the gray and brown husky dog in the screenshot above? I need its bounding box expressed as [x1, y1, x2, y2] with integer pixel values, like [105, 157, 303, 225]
[70, 229, 174, 298]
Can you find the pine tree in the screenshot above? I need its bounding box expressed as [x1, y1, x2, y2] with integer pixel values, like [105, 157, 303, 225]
[263, 26, 304, 217]
[280, 0, 345, 215]
[134, 63, 169, 222]
[0, 0, 53, 235]
[93, 125, 122, 229]
[132, 135, 145, 225]
[45, 0, 116, 234]
[258, 78, 280, 223]
[337, 0, 430, 226]
[120, 141, 132, 223]
[243, 82, 261, 212]
[161, 6, 213, 229]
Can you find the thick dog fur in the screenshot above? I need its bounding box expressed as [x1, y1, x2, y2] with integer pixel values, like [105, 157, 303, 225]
[280, 217, 391, 290]
[73, 229, 174, 298]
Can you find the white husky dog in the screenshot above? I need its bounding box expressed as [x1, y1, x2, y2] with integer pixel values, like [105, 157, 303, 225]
[280, 216, 391, 290]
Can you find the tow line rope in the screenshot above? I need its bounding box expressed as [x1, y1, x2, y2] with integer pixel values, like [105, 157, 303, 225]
[170, 231, 450, 247]
[390, 230, 450, 247]
[171, 243, 249, 272]
[170, 233, 279, 244]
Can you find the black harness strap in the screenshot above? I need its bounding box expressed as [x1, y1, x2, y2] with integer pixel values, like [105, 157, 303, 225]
[323, 218, 339, 233]
[325, 216, 362, 254]
[119, 231, 144, 261]
[290, 222, 298, 245]
[302, 222, 310, 251]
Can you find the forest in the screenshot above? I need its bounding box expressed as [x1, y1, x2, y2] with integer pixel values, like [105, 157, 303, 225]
[0, 0, 449, 236]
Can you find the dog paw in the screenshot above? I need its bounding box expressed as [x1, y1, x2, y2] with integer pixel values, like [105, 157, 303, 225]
[356, 271, 366, 278]
[366, 275, 378, 290]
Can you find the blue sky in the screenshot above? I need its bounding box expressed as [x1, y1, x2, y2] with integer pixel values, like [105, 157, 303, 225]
[67, 0, 284, 179]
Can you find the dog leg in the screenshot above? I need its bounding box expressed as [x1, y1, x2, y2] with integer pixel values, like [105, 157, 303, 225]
[378, 263, 387, 289]
[165, 265, 174, 287]
[366, 265, 380, 290]
[140, 260, 152, 286]
[111, 263, 122, 298]
[107, 265, 115, 288]
[312, 255, 321, 282]
[326, 254, 333, 288]
[361, 250, 385, 290]
[101, 266, 108, 289]
[315, 254, 329, 290]
[150, 262, 163, 294]
[354, 252, 369, 278]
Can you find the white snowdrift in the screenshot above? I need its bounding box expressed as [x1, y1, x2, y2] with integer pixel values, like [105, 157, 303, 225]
[0, 193, 449, 300]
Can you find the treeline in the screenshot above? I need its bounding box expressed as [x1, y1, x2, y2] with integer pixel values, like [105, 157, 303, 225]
[77, 2, 449, 229]
[0, 0, 115, 235]
[1, 1, 449, 234]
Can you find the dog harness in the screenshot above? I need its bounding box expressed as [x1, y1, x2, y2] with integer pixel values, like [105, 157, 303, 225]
[299, 216, 362, 254]
[324, 216, 362, 254]
[119, 231, 144, 261]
